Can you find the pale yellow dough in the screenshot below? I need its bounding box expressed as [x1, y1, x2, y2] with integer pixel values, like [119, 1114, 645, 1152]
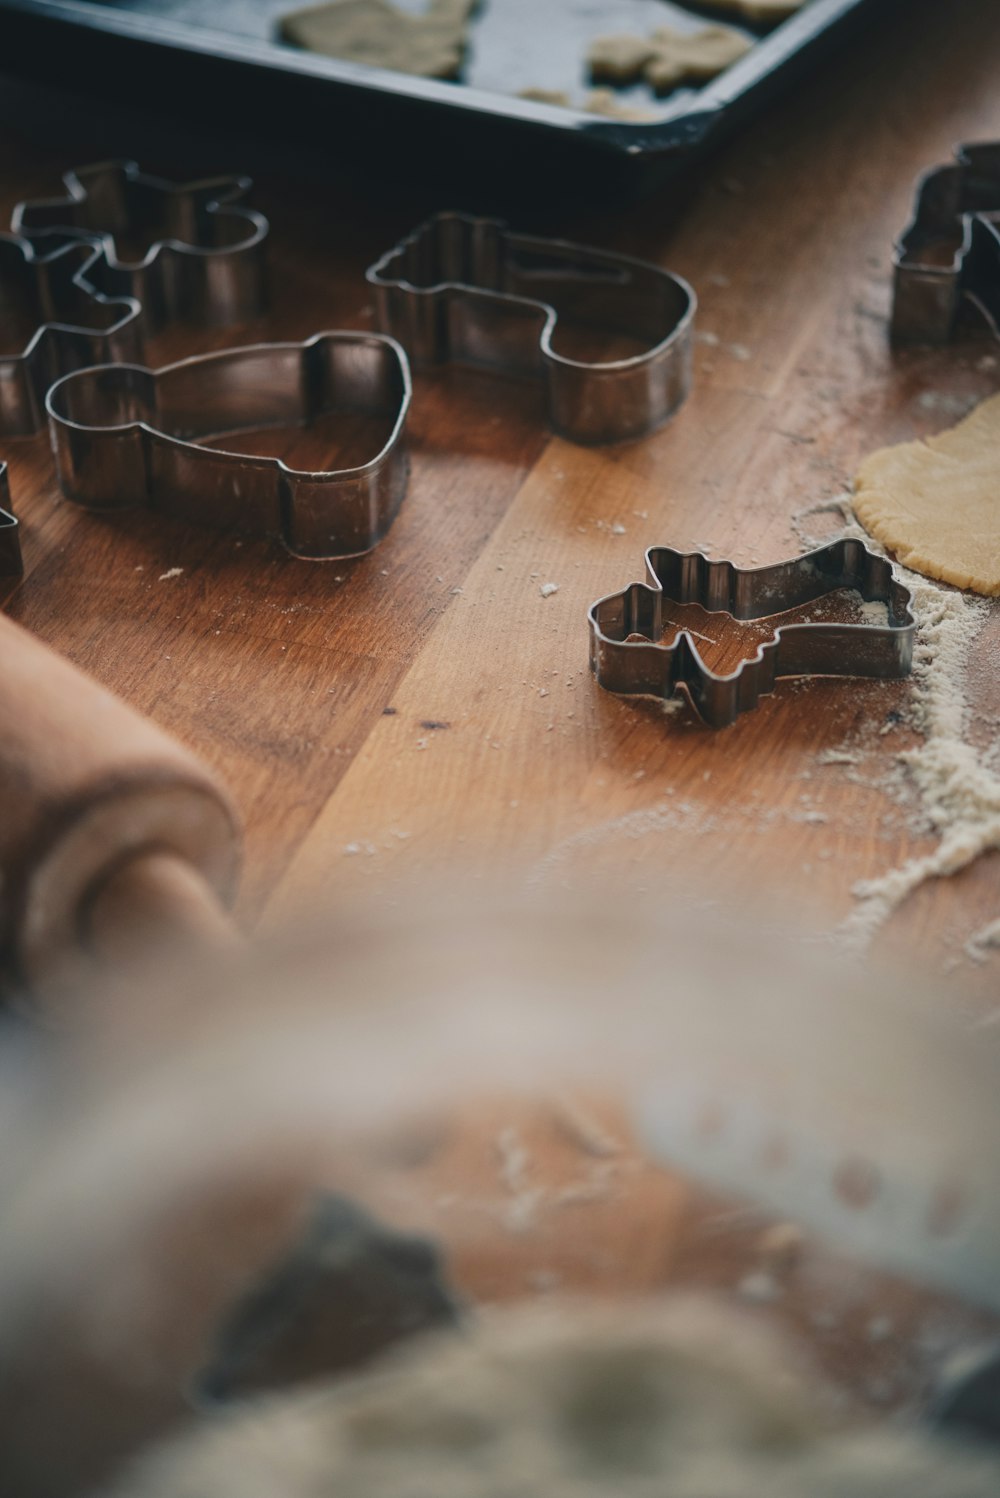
[646, 23, 752, 91]
[693, 0, 807, 22]
[588, 23, 751, 94]
[854, 391, 1000, 596]
[280, 0, 475, 78]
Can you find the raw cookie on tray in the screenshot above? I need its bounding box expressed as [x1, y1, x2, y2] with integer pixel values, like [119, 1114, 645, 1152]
[280, 0, 477, 79]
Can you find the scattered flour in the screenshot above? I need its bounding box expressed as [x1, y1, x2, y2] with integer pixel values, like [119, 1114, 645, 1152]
[858, 599, 890, 626]
[551, 1094, 622, 1159]
[794, 496, 998, 955]
[527, 799, 715, 889]
[158, 567, 184, 581]
[916, 390, 978, 417]
[965, 916, 1000, 966]
[540, 583, 559, 598]
[495, 1126, 542, 1233]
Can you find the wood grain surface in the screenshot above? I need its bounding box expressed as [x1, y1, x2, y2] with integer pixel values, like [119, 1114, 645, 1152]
[1, 0, 998, 1000]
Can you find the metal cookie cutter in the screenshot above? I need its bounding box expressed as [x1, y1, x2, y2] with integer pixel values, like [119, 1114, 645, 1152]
[13, 159, 269, 332]
[0, 463, 22, 576]
[892, 141, 1000, 344]
[46, 332, 411, 561]
[589, 539, 915, 728]
[366, 211, 695, 445]
[0, 231, 141, 436]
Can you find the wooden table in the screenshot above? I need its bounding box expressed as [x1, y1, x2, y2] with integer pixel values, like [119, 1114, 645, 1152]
[1, 0, 998, 1002]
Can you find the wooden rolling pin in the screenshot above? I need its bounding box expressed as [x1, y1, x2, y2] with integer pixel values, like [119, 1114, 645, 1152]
[0, 609, 241, 993]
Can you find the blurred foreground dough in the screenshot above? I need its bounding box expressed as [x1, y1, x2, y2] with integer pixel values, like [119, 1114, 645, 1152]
[1, 890, 998, 1496]
[104, 1301, 1000, 1498]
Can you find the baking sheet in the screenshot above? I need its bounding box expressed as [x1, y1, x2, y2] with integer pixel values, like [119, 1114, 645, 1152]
[0, 0, 888, 193]
[91, 0, 759, 118]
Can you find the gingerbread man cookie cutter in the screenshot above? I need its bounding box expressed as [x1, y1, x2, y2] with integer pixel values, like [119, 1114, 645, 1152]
[46, 332, 411, 561]
[589, 539, 915, 728]
[367, 211, 695, 445]
[13, 159, 269, 333]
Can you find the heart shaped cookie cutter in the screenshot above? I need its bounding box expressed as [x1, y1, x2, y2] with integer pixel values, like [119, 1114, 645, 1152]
[367, 211, 695, 445]
[46, 332, 412, 561]
[589, 540, 915, 728]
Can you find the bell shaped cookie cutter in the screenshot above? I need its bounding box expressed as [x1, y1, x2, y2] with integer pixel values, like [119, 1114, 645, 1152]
[0, 463, 22, 576]
[589, 540, 915, 728]
[13, 159, 269, 332]
[367, 211, 695, 445]
[0, 231, 141, 436]
[46, 332, 411, 561]
[892, 141, 1000, 345]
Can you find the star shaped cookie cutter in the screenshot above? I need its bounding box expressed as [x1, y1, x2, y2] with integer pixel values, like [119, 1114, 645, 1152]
[588, 540, 915, 728]
[366, 211, 695, 445]
[13, 159, 269, 333]
[0, 463, 22, 576]
[0, 231, 142, 436]
[891, 141, 1000, 345]
[46, 332, 411, 561]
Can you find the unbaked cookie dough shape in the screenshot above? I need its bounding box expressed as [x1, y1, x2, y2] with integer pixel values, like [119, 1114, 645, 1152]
[854, 392, 1000, 596]
[589, 23, 751, 93]
[646, 23, 753, 92]
[280, 0, 476, 79]
[691, 0, 809, 23]
[517, 88, 657, 123]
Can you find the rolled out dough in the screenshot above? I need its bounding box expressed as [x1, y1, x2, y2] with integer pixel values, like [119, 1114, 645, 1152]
[853, 391, 1000, 596]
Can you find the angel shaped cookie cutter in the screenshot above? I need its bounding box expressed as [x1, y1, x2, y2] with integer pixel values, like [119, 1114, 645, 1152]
[589, 540, 915, 728]
[46, 332, 411, 561]
[367, 211, 695, 445]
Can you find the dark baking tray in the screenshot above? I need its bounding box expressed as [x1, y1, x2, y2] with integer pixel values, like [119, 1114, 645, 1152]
[0, 0, 887, 200]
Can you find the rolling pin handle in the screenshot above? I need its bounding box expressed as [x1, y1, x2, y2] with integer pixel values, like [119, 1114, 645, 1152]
[82, 849, 241, 969]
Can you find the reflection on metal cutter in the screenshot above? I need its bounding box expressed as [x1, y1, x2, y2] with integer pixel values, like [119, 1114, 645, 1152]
[0, 464, 21, 576]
